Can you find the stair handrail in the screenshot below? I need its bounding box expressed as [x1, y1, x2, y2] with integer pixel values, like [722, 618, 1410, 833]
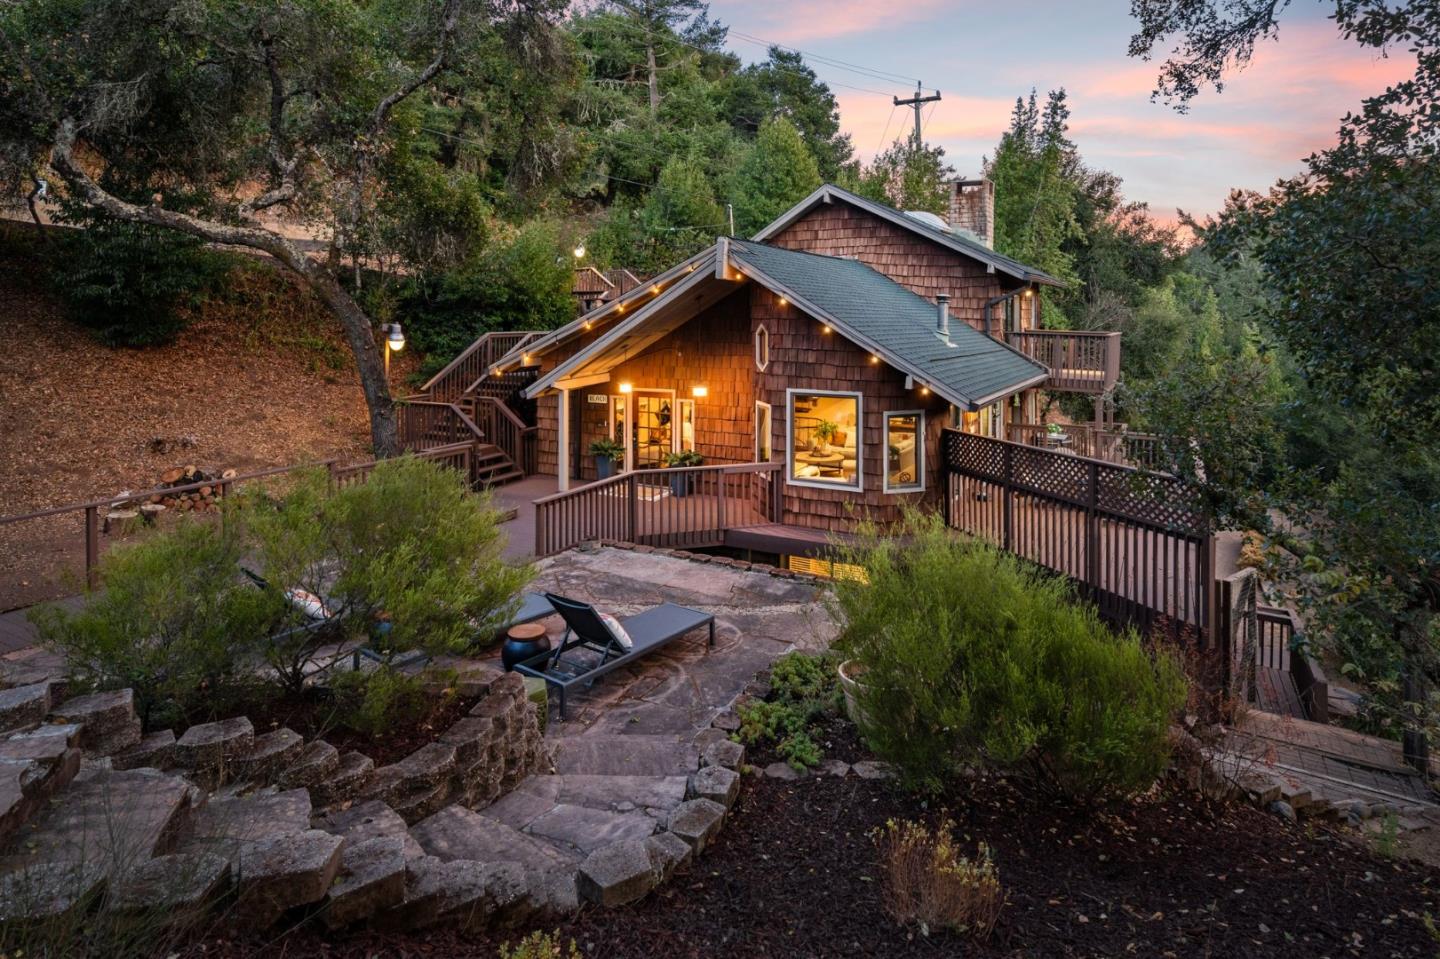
[420, 330, 544, 402]
[460, 330, 545, 398]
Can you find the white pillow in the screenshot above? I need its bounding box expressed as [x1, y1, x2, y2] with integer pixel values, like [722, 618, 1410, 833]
[285, 588, 332, 621]
[597, 612, 633, 651]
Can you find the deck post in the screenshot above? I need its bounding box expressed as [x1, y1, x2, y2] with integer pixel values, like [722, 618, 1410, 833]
[557, 388, 571, 493]
[1001, 441, 1013, 552]
[627, 473, 638, 542]
[84, 505, 99, 588]
[1085, 459, 1100, 595]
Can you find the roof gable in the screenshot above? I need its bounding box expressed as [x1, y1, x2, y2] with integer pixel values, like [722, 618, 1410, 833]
[751, 184, 1062, 287]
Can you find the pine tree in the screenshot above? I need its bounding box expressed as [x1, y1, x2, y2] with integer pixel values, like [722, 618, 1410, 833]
[853, 134, 954, 214]
[731, 117, 822, 236]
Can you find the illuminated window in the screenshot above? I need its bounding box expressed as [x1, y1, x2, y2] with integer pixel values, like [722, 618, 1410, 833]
[754, 325, 770, 372]
[786, 555, 869, 583]
[787, 390, 861, 491]
[884, 411, 924, 492]
[755, 401, 772, 462]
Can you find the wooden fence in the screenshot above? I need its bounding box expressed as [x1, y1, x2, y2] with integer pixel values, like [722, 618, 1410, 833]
[0, 445, 474, 608]
[533, 462, 784, 557]
[942, 429, 1214, 643]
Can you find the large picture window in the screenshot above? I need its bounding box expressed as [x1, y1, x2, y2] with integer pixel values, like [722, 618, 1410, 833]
[787, 390, 862, 490]
[884, 411, 924, 492]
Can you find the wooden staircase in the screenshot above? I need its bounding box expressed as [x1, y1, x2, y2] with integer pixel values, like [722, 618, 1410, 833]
[402, 330, 544, 489]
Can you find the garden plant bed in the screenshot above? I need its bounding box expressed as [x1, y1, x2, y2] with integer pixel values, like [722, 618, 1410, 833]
[225, 687, 483, 767]
[188, 720, 1440, 958]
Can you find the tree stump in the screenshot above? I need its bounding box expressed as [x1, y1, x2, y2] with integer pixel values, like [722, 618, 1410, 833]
[139, 503, 167, 526]
[104, 509, 140, 537]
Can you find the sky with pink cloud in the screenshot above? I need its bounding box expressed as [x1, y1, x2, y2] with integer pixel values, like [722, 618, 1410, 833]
[713, 0, 1415, 219]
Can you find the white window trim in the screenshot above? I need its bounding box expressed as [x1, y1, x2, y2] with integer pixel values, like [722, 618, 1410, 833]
[785, 388, 863, 493]
[754, 324, 770, 372]
[754, 400, 772, 463]
[882, 410, 926, 494]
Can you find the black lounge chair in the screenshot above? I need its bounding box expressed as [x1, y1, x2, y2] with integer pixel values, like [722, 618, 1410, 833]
[514, 593, 715, 718]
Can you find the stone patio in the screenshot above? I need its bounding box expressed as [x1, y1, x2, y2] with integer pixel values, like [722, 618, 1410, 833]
[0, 546, 836, 933]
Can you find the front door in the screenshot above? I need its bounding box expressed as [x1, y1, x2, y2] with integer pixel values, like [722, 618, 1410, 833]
[633, 392, 674, 469]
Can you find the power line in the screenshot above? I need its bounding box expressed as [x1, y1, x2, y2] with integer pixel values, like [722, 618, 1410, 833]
[874, 103, 898, 155]
[725, 30, 919, 87]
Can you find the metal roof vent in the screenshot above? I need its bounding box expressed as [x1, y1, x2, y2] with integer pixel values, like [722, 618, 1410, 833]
[936, 293, 951, 342]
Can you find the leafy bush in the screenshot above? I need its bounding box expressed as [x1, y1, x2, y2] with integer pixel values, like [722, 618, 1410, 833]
[500, 930, 580, 959]
[736, 651, 842, 771]
[329, 666, 437, 737]
[30, 516, 279, 727]
[874, 815, 1004, 940]
[35, 457, 530, 731]
[833, 510, 1186, 802]
[241, 456, 533, 692]
[51, 204, 228, 346]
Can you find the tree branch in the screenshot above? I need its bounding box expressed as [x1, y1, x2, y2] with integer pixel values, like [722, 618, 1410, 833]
[370, 0, 464, 134]
[238, 29, 298, 220]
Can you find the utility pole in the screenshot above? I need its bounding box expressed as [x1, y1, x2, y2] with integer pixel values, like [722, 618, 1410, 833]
[894, 81, 941, 148]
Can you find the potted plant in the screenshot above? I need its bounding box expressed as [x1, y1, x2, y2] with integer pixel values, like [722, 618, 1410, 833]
[588, 437, 625, 479]
[836, 658, 871, 730]
[812, 419, 839, 454]
[663, 449, 704, 497]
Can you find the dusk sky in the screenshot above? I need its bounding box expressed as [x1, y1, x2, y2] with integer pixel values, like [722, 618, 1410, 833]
[715, 0, 1415, 220]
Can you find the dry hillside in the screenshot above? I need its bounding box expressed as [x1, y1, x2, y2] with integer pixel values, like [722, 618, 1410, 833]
[0, 238, 416, 609]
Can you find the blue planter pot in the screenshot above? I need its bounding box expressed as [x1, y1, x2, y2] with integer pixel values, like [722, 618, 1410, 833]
[670, 471, 690, 498]
[594, 455, 615, 480]
[502, 633, 552, 672]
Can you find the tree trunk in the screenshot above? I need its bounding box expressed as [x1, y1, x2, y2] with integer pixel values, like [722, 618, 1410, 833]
[646, 43, 660, 118]
[49, 121, 401, 458]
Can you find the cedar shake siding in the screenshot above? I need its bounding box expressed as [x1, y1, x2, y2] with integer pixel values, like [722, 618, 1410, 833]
[765, 201, 1034, 336]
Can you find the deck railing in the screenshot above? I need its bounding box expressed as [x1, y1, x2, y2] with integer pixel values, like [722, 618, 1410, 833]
[942, 429, 1213, 643]
[1008, 330, 1121, 394]
[1257, 604, 1329, 723]
[419, 330, 543, 403]
[1007, 422, 1165, 472]
[397, 400, 486, 452]
[470, 396, 538, 477]
[533, 462, 784, 557]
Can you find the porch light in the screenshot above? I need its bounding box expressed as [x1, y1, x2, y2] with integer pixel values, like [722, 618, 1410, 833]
[920, 385, 930, 396]
[584, 321, 593, 330]
[651, 284, 661, 294]
[692, 386, 708, 398]
[870, 355, 879, 364]
[822, 325, 831, 334]
[778, 296, 787, 306]
[1023, 288, 1034, 298]
[619, 382, 633, 394]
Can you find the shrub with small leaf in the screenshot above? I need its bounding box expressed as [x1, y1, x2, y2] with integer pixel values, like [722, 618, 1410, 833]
[499, 929, 581, 959]
[874, 815, 1004, 940]
[736, 651, 842, 771]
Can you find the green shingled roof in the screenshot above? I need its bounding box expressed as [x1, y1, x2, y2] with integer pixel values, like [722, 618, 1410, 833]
[729, 239, 1047, 408]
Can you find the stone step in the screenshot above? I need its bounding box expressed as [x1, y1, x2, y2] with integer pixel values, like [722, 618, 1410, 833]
[49, 688, 141, 756]
[188, 787, 313, 856]
[0, 682, 53, 736]
[233, 728, 304, 783]
[314, 799, 425, 860]
[277, 739, 340, 789]
[410, 804, 578, 872]
[0, 725, 83, 843]
[483, 774, 688, 832]
[0, 767, 199, 875]
[312, 751, 376, 808]
[524, 803, 658, 857]
[551, 735, 698, 778]
[111, 729, 177, 771]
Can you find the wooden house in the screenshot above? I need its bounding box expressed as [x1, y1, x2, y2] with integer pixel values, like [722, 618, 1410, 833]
[414, 180, 1127, 561]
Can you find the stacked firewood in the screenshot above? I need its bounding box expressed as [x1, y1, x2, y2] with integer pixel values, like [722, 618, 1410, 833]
[105, 465, 240, 534]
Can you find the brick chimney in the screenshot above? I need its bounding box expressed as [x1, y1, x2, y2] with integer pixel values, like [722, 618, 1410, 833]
[948, 178, 995, 249]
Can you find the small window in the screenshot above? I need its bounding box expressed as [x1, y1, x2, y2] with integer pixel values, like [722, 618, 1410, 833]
[787, 390, 862, 491]
[754, 324, 770, 372]
[884, 411, 924, 492]
[755, 401, 772, 462]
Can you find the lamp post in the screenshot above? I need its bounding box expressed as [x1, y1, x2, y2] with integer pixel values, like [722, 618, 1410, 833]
[381, 322, 405, 379]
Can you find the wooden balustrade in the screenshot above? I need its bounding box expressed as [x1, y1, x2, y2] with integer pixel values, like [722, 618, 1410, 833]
[419, 330, 543, 403]
[469, 396, 537, 477]
[1007, 422, 1165, 472]
[1007, 330, 1120, 394]
[398, 400, 485, 451]
[533, 462, 783, 557]
[1257, 605, 1329, 723]
[943, 429, 1213, 643]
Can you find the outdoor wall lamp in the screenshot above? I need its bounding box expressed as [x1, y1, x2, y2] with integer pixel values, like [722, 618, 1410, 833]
[619, 382, 633, 394]
[692, 386, 708, 398]
[382, 322, 404, 378]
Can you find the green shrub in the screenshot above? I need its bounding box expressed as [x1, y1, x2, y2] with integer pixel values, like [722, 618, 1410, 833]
[51, 204, 228, 346]
[30, 516, 279, 727]
[35, 457, 530, 733]
[241, 456, 534, 693]
[329, 667, 434, 737]
[833, 510, 1186, 803]
[736, 651, 842, 771]
[499, 930, 580, 959]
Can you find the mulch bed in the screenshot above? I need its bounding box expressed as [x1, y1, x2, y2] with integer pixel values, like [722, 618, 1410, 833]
[204, 688, 481, 768]
[194, 718, 1440, 958]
